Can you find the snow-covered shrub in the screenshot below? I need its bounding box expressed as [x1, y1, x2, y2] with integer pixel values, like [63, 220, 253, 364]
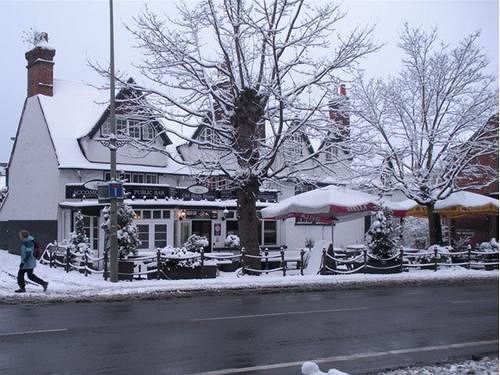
[365, 209, 398, 259]
[477, 238, 499, 253]
[224, 234, 240, 248]
[68, 210, 90, 254]
[417, 245, 452, 264]
[401, 217, 428, 249]
[305, 238, 314, 249]
[184, 234, 209, 252]
[161, 246, 202, 268]
[101, 203, 141, 259]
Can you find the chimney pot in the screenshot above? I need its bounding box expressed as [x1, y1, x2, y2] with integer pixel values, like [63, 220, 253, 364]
[338, 84, 346, 96]
[25, 32, 55, 97]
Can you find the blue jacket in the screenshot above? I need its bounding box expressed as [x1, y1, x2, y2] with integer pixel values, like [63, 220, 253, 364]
[20, 235, 36, 270]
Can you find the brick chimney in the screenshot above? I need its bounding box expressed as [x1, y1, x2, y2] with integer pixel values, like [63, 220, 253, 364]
[328, 84, 350, 143]
[25, 32, 55, 97]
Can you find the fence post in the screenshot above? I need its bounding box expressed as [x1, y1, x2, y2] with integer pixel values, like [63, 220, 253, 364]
[200, 248, 205, 279]
[49, 249, 54, 268]
[156, 249, 161, 280]
[84, 250, 89, 277]
[434, 247, 438, 272]
[281, 247, 286, 277]
[321, 248, 326, 275]
[65, 247, 70, 273]
[300, 249, 305, 276]
[467, 244, 471, 270]
[399, 247, 404, 273]
[264, 250, 269, 274]
[241, 247, 246, 274]
[363, 249, 367, 274]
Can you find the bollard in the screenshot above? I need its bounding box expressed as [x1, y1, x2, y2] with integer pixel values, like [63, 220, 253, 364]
[65, 247, 70, 273]
[300, 249, 305, 276]
[467, 245, 471, 270]
[434, 247, 438, 272]
[321, 248, 326, 275]
[241, 247, 246, 274]
[281, 248, 286, 276]
[49, 250, 54, 269]
[363, 249, 368, 274]
[264, 250, 269, 274]
[399, 247, 404, 273]
[200, 248, 205, 279]
[84, 250, 89, 277]
[156, 249, 161, 280]
[103, 248, 109, 281]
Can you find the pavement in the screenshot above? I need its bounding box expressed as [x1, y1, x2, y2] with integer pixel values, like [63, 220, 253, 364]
[0, 281, 498, 375]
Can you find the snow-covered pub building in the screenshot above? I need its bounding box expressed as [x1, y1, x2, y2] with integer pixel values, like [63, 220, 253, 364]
[0, 38, 366, 255]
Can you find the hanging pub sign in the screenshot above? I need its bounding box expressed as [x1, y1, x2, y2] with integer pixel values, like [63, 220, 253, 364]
[188, 184, 209, 194]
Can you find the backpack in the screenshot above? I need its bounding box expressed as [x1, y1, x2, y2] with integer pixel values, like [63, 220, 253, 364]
[33, 240, 42, 259]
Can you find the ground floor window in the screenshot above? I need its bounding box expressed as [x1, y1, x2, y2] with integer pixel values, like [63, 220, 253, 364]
[263, 220, 277, 245]
[154, 224, 167, 248]
[137, 224, 150, 249]
[226, 220, 238, 236]
[77, 215, 99, 250]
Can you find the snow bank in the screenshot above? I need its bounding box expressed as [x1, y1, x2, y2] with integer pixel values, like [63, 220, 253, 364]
[376, 356, 498, 374]
[0, 249, 496, 304]
[302, 357, 498, 375]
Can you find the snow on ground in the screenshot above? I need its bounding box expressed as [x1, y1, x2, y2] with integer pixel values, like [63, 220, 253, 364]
[376, 356, 498, 375]
[302, 357, 498, 375]
[0, 249, 497, 303]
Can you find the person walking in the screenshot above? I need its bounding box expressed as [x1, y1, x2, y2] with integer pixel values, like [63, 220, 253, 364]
[15, 230, 48, 293]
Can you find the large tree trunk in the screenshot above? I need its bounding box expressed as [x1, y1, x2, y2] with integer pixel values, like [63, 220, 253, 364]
[237, 176, 261, 274]
[426, 204, 443, 245]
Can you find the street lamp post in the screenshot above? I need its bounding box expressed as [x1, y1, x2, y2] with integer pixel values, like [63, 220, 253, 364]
[109, 0, 119, 282]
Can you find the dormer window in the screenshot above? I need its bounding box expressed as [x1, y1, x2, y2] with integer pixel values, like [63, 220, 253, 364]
[284, 133, 303, 160]
[198, 127, 222, 147]
[142, 124, 155, 140]
[100, 117, 156, 141]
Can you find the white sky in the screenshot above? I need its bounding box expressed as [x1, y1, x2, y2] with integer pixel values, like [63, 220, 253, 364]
[0, 0, 498, 161]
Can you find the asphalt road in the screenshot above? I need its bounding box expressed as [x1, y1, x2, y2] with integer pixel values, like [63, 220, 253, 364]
[0, 281, 498, 375]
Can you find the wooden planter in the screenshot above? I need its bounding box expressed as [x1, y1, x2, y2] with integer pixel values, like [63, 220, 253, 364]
[364, 258, 401, 274]
[118, 260, 135, 281]
[160, 264, 218, 280]
[218, 261, 241, 272]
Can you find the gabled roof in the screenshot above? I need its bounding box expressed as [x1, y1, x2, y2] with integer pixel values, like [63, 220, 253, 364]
[86, 78, 172, 147]
[37, 79, 108, 168]
[35, 79, 189, 174]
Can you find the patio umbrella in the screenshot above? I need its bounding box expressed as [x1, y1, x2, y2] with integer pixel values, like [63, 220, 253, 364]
[261, 185, 381, 246]
[388, 191, 499, 218]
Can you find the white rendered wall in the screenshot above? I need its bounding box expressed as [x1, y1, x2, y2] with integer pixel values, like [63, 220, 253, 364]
[80, 136, 169, 167]
[0, 97, 59, 221]
[279, 217, 366, 250]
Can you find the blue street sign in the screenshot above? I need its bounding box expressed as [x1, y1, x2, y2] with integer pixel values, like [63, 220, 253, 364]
[108, 182, 124, 200]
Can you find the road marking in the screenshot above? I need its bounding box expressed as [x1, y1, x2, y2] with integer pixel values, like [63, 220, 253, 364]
[0, 328, 68, 337]
[188, 339, 499, 375]
[452, 299, 494, 304]
[189, 307, 370, 322]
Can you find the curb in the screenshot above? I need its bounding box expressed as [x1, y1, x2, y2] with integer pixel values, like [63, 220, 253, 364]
[0, 273, 497, 305]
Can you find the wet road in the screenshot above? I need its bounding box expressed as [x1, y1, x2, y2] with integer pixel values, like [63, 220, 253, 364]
[0, 281, 498, 374]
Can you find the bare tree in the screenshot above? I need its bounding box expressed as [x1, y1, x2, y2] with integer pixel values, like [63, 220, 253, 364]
[352, 25, 498, 245]
[94, 0, 378, 269]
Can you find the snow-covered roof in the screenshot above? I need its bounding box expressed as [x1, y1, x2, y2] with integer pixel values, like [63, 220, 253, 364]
[37, 79, 108, 168]
[36, 79, 192, 174]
